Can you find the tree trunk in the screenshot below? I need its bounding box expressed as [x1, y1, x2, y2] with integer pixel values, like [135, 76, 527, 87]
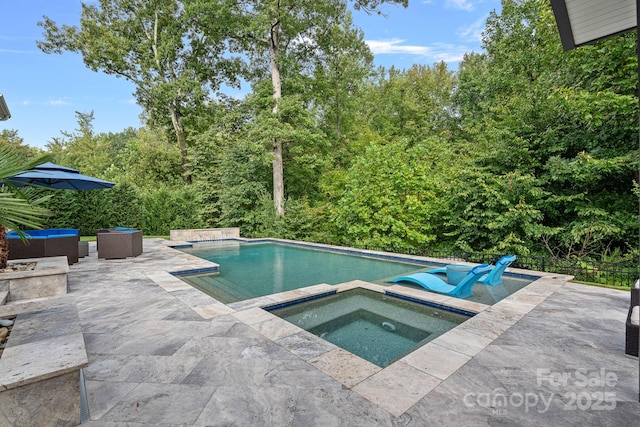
[270, 18, 285, 216]
[169, 105, 191, 185]
[0, 227, 8, 270]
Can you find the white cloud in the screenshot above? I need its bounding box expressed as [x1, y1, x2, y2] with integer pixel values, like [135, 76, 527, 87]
[446, 0, 475, 11]
[367, 39, 430, 55]
[365, 38, 471, 64]
[49, 99, 72, 106]
[456, 15, 487, 43]
[0, 48, 37, 54]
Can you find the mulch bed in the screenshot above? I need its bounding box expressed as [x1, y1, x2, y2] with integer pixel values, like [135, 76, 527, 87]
[0, 262, 36, 273]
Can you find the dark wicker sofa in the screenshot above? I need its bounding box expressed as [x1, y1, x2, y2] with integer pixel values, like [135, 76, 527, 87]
[8, 229, 79, 265]
[97, 228, 143, 260]
[626, 286, 639, 357]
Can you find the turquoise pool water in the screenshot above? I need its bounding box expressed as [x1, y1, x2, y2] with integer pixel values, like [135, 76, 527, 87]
[178, 241, 426, 303]
[267, 288, 470, 367]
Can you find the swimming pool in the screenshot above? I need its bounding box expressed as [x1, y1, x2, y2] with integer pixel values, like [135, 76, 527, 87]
[266, 288, 471, 367]
[177, 241, 428, 303]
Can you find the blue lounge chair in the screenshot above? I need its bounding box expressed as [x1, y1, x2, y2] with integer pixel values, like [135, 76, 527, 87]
[427, 255, 517, 286]
[390, 264, 493, 299]
[478, 255, 516, 286]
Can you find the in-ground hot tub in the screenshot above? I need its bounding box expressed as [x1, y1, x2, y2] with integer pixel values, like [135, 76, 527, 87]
[265, 288, 472, 367]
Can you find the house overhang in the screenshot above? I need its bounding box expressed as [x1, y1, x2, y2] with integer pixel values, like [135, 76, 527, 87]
[0, 94, 10, 121]
[550, 0, 637, 51]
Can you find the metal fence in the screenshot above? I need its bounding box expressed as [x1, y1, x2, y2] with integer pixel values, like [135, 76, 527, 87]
[317, 241, 639, 288]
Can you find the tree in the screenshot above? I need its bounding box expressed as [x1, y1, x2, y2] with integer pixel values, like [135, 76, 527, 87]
[359, 63, 457, 141]
[0, 130, 43, 162]
[332, 137, 454, 249]
[311, 14, 374, 144]
[38, 0, 242, 184]
[0, 147, 52, 269]
[453, 0, 639, 257]
[44, 111, 110, 177]
[192, 0, 407, 215]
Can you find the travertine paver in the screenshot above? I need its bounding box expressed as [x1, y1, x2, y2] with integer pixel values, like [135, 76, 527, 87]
[308, 347, 381, 388]
[353, 360, 442, 416]
[430, 327, 495, 357]
[402, 342, 472, 381]
[63, 238, 639, 426]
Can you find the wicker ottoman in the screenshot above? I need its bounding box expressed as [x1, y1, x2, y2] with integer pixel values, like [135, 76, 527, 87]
[78, 241, 89, 258]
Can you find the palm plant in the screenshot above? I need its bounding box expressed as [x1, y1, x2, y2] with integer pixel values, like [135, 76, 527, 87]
[0, 146, 52, 269]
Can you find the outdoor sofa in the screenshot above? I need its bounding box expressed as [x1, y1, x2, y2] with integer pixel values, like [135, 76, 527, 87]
[625, 283, 639, 357]
[97, 227, 143, 259]
[7, 228, 79, 265]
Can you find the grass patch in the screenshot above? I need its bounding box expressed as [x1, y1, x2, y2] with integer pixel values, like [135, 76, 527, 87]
[570, 279, 632, 291]
[81, 235, 169, 242]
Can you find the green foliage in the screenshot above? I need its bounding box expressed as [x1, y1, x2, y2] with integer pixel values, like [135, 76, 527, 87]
[332, 137, 453, 249]
[0, 147, 52, 232]
[43, 181, 204, 237]
[216, 135, 271, 235]
[247, 92, 332, 202]
[454, 0, 639, 259]
[0, 130, 44, 162]
[442, 170, 545, 255]
[38, 0, 244, 183]
[247, 195, 332, 242]
[43, 183, 143, 235]
[0, 147, 53, 268]
[107, 127, 183, 187]
[141, 185, 204, 235]
[360, 63, 458, 141]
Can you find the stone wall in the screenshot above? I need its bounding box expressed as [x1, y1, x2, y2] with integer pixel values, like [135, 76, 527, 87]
[170, 228, 240, 242]
[0, 256, 69, 303]
[0, 301, 88, 426]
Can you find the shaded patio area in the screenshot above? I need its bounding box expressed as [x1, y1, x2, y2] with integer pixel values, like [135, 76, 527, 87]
[35, 238, 640, 425]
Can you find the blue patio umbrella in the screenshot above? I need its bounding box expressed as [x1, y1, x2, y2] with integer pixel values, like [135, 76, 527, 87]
[8, 162, 115, 190]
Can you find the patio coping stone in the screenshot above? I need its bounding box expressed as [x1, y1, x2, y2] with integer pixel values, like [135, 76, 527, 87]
[65, 238, 639, 425]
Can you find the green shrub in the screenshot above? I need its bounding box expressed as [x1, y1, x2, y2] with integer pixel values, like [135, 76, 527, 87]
[141, 185, 204, 235]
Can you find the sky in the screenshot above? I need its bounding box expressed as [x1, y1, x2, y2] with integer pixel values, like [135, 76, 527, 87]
[0, 0, 501, 149]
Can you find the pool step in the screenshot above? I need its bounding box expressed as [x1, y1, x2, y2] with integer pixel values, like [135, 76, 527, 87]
[182, 274, 254, 303]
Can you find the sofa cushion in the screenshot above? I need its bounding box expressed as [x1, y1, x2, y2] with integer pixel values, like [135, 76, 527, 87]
[10, 229, 79, 238]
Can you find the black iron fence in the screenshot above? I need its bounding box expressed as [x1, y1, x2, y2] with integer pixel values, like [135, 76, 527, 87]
[316, 240, 639, 288]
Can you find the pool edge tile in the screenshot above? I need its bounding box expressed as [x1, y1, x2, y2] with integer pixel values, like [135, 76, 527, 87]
[429, 328, 495, 358]
[352, 361, 441, 417]
[250, 317, 305, 341]
[231, 307, 274, 325]
[307, 348, 381, 389]
[400, 342, 472, 381]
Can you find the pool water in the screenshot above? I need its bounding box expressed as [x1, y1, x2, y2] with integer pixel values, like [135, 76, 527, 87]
[267, 288, 471, 367]
[178, 241, 427, 303]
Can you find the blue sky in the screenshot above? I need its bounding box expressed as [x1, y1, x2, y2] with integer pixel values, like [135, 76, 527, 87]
[0, 0, 500, 149]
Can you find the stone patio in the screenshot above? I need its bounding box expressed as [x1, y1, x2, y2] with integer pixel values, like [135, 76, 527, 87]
[43, 238, 640, 425]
